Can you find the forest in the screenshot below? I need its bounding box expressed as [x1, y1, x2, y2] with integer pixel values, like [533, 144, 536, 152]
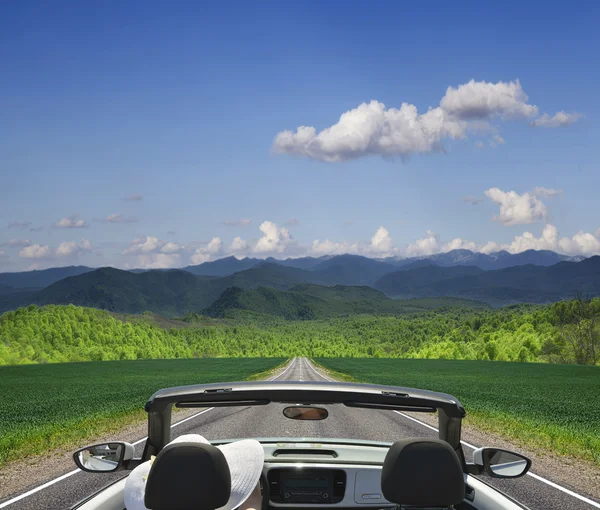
[1, 297, 598, 365]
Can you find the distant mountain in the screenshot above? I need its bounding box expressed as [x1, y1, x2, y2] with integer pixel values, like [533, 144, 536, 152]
[33, 267, 219, 316]
[385, 249, 580, 271]
[203, 283, 488, 319]
[310, 254, 398, 285]
[0, 266, 94, 289]
[183, 256, 261, 276]
[264, 256, 327, 270]
[375, 256, 600, 306]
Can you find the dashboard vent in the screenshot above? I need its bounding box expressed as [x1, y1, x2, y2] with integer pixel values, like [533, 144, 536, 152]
[333, 471, 346, 501]
[272, 449, 338, 458]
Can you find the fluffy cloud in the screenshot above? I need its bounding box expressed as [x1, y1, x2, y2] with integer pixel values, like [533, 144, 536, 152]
[230, 236, 249, 256]
[441, 238, 477, 253]
[532, 187, 562, 198]
[160, 242, 182, 254]
[102, 214, 138, 224]
[56, 239, 92, 257]
[405, 230, 440, 257]
[463, 196, 484, 205]
[19, 244, 51, 259]
[311, 239, 357, 256]
[124, 194, 143, 201]
[222, 219, 252, 227]
[191, 237, 223, 264]
[531, 111, 582, 128]
[479, 241, 502, 255]
[273, 100, 465, 162]
[124, 236, 162, 254]
[439, 79, 538, 119]
[55, 215, 88, 228]
[8, 221, 31, 230]
[254, 221, 293, 254]
[483, 225, 600, 257]
[484, 188, 547, 226]
[310, 226, 395, 257]
[274, 79, 574, 162]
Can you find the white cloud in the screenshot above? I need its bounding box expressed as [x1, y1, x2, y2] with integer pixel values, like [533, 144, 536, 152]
[505, 224, 559, 253]
[191, 237, 223, 264]
[558, 231, 600, 256]
[531, 111, 582, 128]
[230, 236, 249, 256]
[475, 141, 485, 149]
[484, 188, 547, 226]
[19, 244, 51, 259]
[441, 238, 477, 253]
[439, 79, 538, 120]
[285, 218, 301, 227]
[56, 239, 92, 257]
[124, 236, 162, 255]
[222, 219, 252, 227]
[160, 242, 182, 254]
[406, 231, 440, 257]
[463, 196, 484, 205]
[102, 214, 138, 224]
[136, 253, 181, 269]
[311, 239, 357, 256]
[55, 215, 88, 228]
[273, 100, 465, 162]
[532, 187, 563, 198]
[368, 226, 394, 256]
[479, 241, 502, 255]
[8, 221, 31, 229]
[274, 78, 579, 162]
[124, 194, 143, 201]
[254, 221, 292, 254]
[6, 239, 31, 248]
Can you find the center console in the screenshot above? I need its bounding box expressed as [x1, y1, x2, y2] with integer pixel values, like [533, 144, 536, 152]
[268, 469, 347, 504]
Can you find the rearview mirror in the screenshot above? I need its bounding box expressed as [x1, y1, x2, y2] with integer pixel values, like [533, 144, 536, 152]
[283, 406, 328, 420]
[472, 448, 531, 478]
[73, 442, 136, 473]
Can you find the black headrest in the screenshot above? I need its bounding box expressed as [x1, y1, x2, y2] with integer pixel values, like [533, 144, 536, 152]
[381, 438, 465, 507]
[145, 442, 231, 510]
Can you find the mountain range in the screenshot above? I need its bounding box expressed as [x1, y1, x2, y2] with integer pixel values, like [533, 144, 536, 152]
[0, 251, 597, 316]
[0, 249, 583, 290]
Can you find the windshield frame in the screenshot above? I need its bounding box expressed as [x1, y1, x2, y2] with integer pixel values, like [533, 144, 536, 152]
[141, 381, 466, 468]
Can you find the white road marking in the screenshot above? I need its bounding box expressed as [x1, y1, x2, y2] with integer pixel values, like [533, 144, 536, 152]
[303, 358, 600, 509]
[0, 359, 297, 508]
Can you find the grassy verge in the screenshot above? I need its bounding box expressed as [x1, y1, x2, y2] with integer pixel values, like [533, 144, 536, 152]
[0, 358, 284, 468]
[313, 358, 600, 466]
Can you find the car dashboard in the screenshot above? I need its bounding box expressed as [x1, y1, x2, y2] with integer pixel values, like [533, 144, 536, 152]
[259, 441, 394, 508]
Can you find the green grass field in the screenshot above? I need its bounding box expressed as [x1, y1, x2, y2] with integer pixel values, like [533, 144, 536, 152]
[314, 358, 600, 465]
[0, 358, 284, 467]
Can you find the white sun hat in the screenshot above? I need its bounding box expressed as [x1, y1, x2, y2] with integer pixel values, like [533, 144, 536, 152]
[124, 434, 264, 510]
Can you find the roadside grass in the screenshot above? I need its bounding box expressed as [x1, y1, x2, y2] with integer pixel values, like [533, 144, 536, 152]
[0, 358, 283, 468]
[313, 358, 600, 466]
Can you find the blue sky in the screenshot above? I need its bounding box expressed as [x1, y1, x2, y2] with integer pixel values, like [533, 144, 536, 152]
[1, 1, 599, 271]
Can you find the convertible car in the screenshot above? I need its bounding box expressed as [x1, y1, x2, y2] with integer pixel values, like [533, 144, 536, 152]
[71, 380, 531, 510]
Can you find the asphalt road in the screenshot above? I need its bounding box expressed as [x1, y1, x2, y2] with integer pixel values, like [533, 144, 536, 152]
[1, 357, 598, 510]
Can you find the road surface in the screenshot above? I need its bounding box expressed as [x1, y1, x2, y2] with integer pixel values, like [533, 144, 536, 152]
[1, 358, 598, 510]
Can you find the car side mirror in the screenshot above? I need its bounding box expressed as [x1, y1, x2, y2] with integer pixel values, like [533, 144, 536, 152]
[471, 448, 531, 478]
[73, 442, 136, 473]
